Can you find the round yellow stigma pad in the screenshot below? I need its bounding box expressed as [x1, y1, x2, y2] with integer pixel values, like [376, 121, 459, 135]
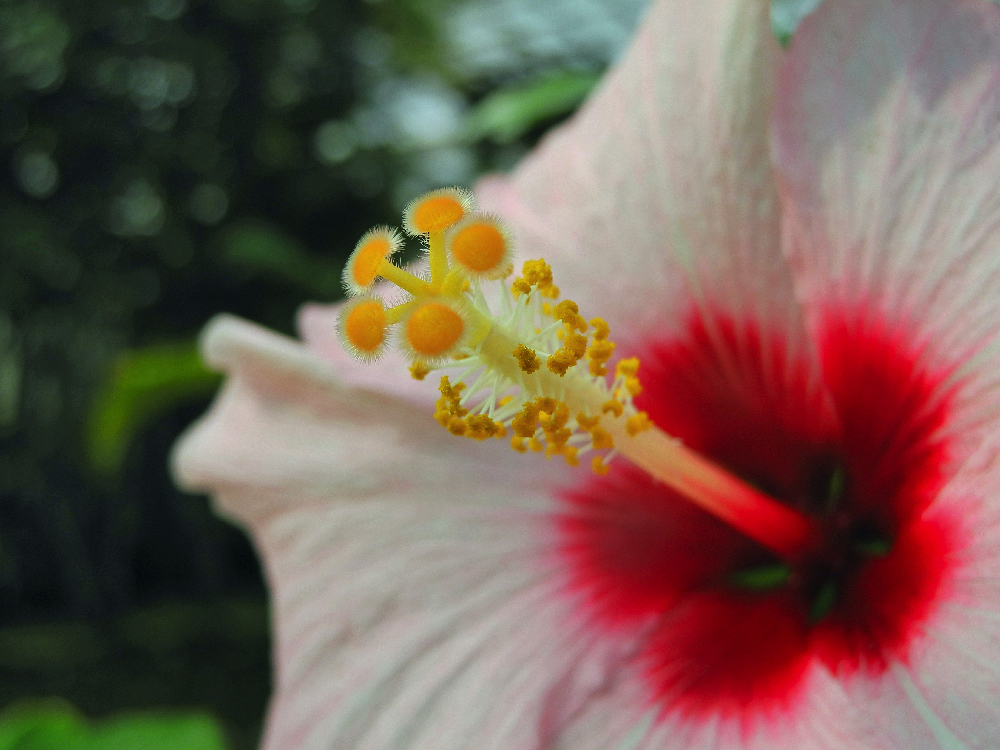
[343, 227, 402, 296]
[405, 301, 465, 358]
[403, 188, 473, 235]
[448, 216, 512, 279]
[340, 298, 388, 357]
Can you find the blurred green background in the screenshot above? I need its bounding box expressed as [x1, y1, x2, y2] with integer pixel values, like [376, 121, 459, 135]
[0, 0, 655, 746]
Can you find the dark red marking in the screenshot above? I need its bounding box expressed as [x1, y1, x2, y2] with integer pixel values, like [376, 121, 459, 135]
[556, 309, 965, 726]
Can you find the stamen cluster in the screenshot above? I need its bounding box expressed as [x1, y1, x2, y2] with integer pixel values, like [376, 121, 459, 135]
[336, 187, 652, 473]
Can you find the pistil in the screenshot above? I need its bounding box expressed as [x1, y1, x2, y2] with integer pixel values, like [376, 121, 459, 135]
[336, 188, 820, 562]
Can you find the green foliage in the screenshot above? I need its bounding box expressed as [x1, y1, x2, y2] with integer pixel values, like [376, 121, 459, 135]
[771, 0, 826, 46]
[87, 343, 221, 477]
[465, 71, 601, 145]
[0, 700, 229, 750]
[0, 3, 71, 91]
[217, 221, 342, 298]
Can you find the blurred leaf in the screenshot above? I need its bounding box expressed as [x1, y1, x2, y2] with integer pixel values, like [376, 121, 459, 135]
[0, 623, 104, 671]
[217, 221, 342, 297]
[465, 71, 601, 145]
[88, 712, 229, 750]
[0, 700, 229, 750]
[771, 0, 826, 46]
[87, 342, 221, 476]
[0, 700, 80, 750]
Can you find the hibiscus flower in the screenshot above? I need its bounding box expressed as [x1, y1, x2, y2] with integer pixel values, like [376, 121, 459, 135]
[171, 0, 1000, 747]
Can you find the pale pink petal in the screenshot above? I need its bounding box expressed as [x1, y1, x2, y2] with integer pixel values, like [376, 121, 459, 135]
[173, 313, 569, 511]
[774, 0, 1000, 404]
[774, 1, 1000, 743]
[171, 315, 671, 749]
[834, 446, 1000, 749]
[476, 0, 805, 351]
[243, 498, 652, 750]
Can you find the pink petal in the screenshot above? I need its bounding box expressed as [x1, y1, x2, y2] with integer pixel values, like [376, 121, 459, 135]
[173, 313, 566, 509]
[774, 1, 1000, 744]
[476, 0, 805, 352]
[171, 315, 671, 749]
[774, 0, 1000, 385]
[836, 450, 1000, 748]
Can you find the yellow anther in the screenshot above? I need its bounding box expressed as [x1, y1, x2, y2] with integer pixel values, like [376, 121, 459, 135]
[553, 300, 587, 333]
[602, 399, 624, 417]
[547, 402, 570, 430]
[591, 455, 610, 475]
[498, 395, 514, 407]
[615, 357, 643, 396]
[616, 357, 640, 377]
[542, 303, 553, 316]
[513, 259, 559, 298]
[563, 445, 580, 467]
[438, 376, 469, 419]
[577, 412, 601, 430]
[590, 318, 611, 341]
[588, 339, 616, 376]
[564, 333, 588, 358]
[590, 426, 614, 451]
[511, 436, 528, 453]
[405, 301, 467, 360]
[512, 278, 532, 297]
[626, 411, 653, 436]
[528, 436, 544, 452]
[439, 376, 463, 403]
[448, 214, 513, 279]
[521, 259, 552, 287]
[546, 427, 572, 450]
[448, 416, 468, 436]
[513, 344, 541, 374]
[342, 227, 403, 295]
[403, 187, 473, 235]
[546, 349, 578, 376]
[338, 296, 389, 361]
[410, 361, 430, 381]
[537, 397, 557, 415]
[511, 401, 540, 437]
[511, 417, 535, 437]
[547, 332, 589, 376]
[588, 339, 616, 361]
[466, 414, 502, 440]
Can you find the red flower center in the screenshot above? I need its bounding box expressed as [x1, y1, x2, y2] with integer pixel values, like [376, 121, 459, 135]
[556, 307, 965, 724]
